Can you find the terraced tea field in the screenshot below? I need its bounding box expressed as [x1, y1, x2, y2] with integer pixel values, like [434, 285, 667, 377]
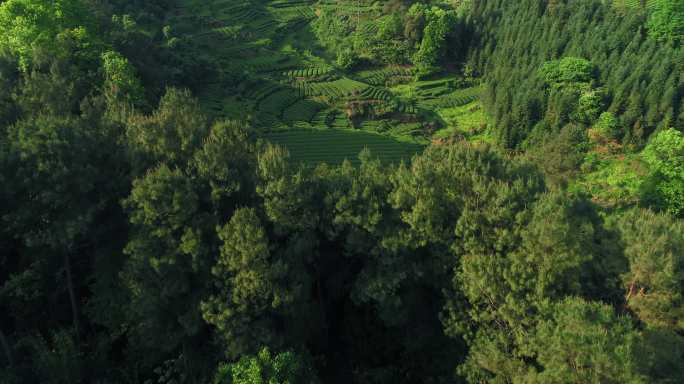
[264, 129, 424, 165]
[171, 0, 483, 165]
[611, 0, 663, 9]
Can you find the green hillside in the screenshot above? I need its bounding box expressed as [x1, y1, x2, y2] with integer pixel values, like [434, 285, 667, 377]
[166, 0, 484, 164]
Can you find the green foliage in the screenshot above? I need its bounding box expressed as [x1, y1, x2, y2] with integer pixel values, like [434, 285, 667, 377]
[256, 143, 319, 232]
[451, 189, 622, 382]
[411, 5, 458, 76]
[525, 123, 589, 184]
[354, 12, 413, 65]
[637, 328, 684, 384]
[336, 46, 357, 69]
[648, 0, 684, 41]
[574, 153, 646, 208]
[528, 297, 647, 383]
[213, 348, 318, 384]
[101, 50, 144, 105]
[0, 0, 96, 70]
[617, 209, 684, 331]
[22, 330, 84, 384]
[594, 111, 620, 138]
[0, 51, 19, 125]
[126, 88, 208, 171]
[191, 120, 255, 205]
[201, 208, 304, 358]
[122, 164, 209, 358]
[312, 1, 461, 70]
[12, 63, 78, 117]
[540, 57, 595, 87]
[474, 0, 682, 148]
[3, 0, 684, 382]
[575, 88, 606, 123]
[390, 144, 544, 248]
[311, 8, 354, 62]
[642, 128, 684, 184]
[642, 128, 684, 215]
[3, 113, 119, 247]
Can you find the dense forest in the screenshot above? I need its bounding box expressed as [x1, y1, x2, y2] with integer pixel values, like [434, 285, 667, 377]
[1, 0, 683, 383]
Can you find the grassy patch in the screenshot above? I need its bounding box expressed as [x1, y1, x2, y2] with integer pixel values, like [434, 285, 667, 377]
[434, 100, 487, 138]
[571, 152, 649, 208]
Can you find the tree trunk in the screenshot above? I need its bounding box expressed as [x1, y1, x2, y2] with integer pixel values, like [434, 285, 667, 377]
[0, 329, 12, 367]
[64, 253, 80, 341]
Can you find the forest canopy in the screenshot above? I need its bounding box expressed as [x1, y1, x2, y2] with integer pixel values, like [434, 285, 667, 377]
[1, 0, 683, 383]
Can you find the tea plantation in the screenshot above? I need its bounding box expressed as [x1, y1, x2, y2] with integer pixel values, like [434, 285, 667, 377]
[168, 0, 488, 164]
